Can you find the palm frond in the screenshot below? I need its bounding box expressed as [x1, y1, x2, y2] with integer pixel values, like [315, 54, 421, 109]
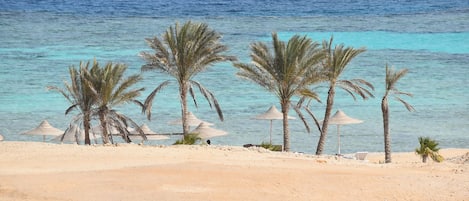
[385, 64, 414, 112]
[297, 88, 321, 102]
[291, 103, 310, 133]
[64, 104, 79, 115]
[394, 96, 416, 112]
[188, 83, 198, 108]
[132, 100, 144, 109]
[143, 80, 171, 120]
[393, 90, 413, 97]
[304, 106, 322, 133]
[190, 80, 224, 121]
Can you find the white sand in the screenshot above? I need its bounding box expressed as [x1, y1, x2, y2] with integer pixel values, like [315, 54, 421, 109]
[0, 141, 468, 201]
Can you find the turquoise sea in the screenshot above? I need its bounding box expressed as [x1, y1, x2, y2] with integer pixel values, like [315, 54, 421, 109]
[0, 0, 468, 154]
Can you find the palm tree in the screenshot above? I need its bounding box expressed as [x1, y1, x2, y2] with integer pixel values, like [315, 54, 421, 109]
[140, 21, 236, 135]
[48, 61, 97, 145]
[315, 37, 374, 155]
[382, 64, 415, 163]
[415, 136, 444, 163]
[88, 61, 145, 144]
[233, 32, 324, 151]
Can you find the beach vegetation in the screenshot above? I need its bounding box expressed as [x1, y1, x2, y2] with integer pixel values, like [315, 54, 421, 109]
[173, 133, 201, 145]
[315, 37, 374, 155]
[48, 60, 98, 145]
[87, 61, 145, 144]
[233, 32, 324, 152]
[415, 136, 444, 163]
[382, 64, 415, 163]
[260, 142, 283, 152]
[140, 21, 236, 135]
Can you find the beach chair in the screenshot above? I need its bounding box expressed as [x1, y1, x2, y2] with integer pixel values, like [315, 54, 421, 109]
[355, 152, 368, 160]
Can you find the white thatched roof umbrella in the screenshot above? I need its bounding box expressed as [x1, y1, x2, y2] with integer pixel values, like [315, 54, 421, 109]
[52, 124, 82, 144]
[52, 124, 101, 144]
[190, 122, 227, 140]
[322, 110, 363, 155]
[255, 105, 295, 144]
[169, 112, 213, 127]
[91, 125, 121, 135]
[22, 120, 64, 142]
[130, 124, 169, 143]
[90, 125, 124, 144]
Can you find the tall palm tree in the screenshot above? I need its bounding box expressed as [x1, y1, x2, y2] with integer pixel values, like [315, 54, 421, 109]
[140, 21, 236, 135]
[233, 32, 324, 151]
[88, 61, 145, 144]
[48, 61, 97, 145]
[315, 37, 374, 155]
[382, 64, 415, 163]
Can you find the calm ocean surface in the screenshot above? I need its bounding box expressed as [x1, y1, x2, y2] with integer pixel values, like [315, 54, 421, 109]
[1, 0, 468, 154]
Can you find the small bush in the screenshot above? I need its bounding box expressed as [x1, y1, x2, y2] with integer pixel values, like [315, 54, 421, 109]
[260, 142, 283, 152]
[173, 133, 201, 145]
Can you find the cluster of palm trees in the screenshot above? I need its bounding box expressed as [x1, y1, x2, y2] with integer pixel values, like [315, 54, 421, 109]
[51, 21, 414, 163]
[49, 60, 145, 145]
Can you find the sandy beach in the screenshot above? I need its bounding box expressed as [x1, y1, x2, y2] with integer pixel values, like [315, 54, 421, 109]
[0, 141, 468, 201]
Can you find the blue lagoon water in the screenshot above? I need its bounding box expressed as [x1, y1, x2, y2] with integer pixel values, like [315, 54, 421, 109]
[1, 0, 468, 154]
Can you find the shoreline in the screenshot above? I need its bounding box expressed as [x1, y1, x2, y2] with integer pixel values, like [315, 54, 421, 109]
[1, 141, 468, 201]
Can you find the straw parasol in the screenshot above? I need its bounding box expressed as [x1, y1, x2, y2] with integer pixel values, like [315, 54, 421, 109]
[255, 105, 295, 144]
[91, 125, 120, 135]
[322, 110, 363, 155]
[52, 124, 101, 144]
[190, 122, 227, 139]
[169, 112, 213, 127]
[52, 124, 82, 144]
[22, 120, 64, 142]
[130, 124, 169, 142]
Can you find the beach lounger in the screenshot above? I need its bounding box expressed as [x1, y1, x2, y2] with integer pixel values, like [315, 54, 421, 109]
[355, 152, 368, 160]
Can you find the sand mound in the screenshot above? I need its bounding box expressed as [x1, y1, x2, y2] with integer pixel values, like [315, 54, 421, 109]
[447, 152, 469, 164]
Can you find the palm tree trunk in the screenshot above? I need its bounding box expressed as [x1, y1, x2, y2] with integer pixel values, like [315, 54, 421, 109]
[180, 82, 190, 135]
[83, 113, 91, 145]
[99, 111, 110, 144]
[316, 85, 335, 155]
[422, 155, 428, 163]
[281, 101, 290, 152]
[382, 96, 392, 163]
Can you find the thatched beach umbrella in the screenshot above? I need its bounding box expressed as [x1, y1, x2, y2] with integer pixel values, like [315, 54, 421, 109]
[322, 110, 363, 155]
[52, 124, 101, 144]
[255, 105, 295, 144]
[52, 124, 82, 144]
[22, 120, 64, 142]
[169, 112, 213, 127]
[190, 122, 227, 140]
[91, 125, 120, 135]
[130, 124, 169, 142]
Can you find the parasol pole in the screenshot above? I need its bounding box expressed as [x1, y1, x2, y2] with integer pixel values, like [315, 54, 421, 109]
[337, 125, 341, 155]
[269, 120, 273, 144]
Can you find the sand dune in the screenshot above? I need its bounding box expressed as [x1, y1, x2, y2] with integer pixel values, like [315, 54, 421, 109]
[0, 141, 468, 201]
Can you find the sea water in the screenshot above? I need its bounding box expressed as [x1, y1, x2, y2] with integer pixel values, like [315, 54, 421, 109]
[0, 0, 468, 154]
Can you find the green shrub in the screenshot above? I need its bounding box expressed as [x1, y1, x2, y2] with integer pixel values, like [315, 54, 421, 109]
[260, 142, 283, 152]
[173, 133, 202, 145]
